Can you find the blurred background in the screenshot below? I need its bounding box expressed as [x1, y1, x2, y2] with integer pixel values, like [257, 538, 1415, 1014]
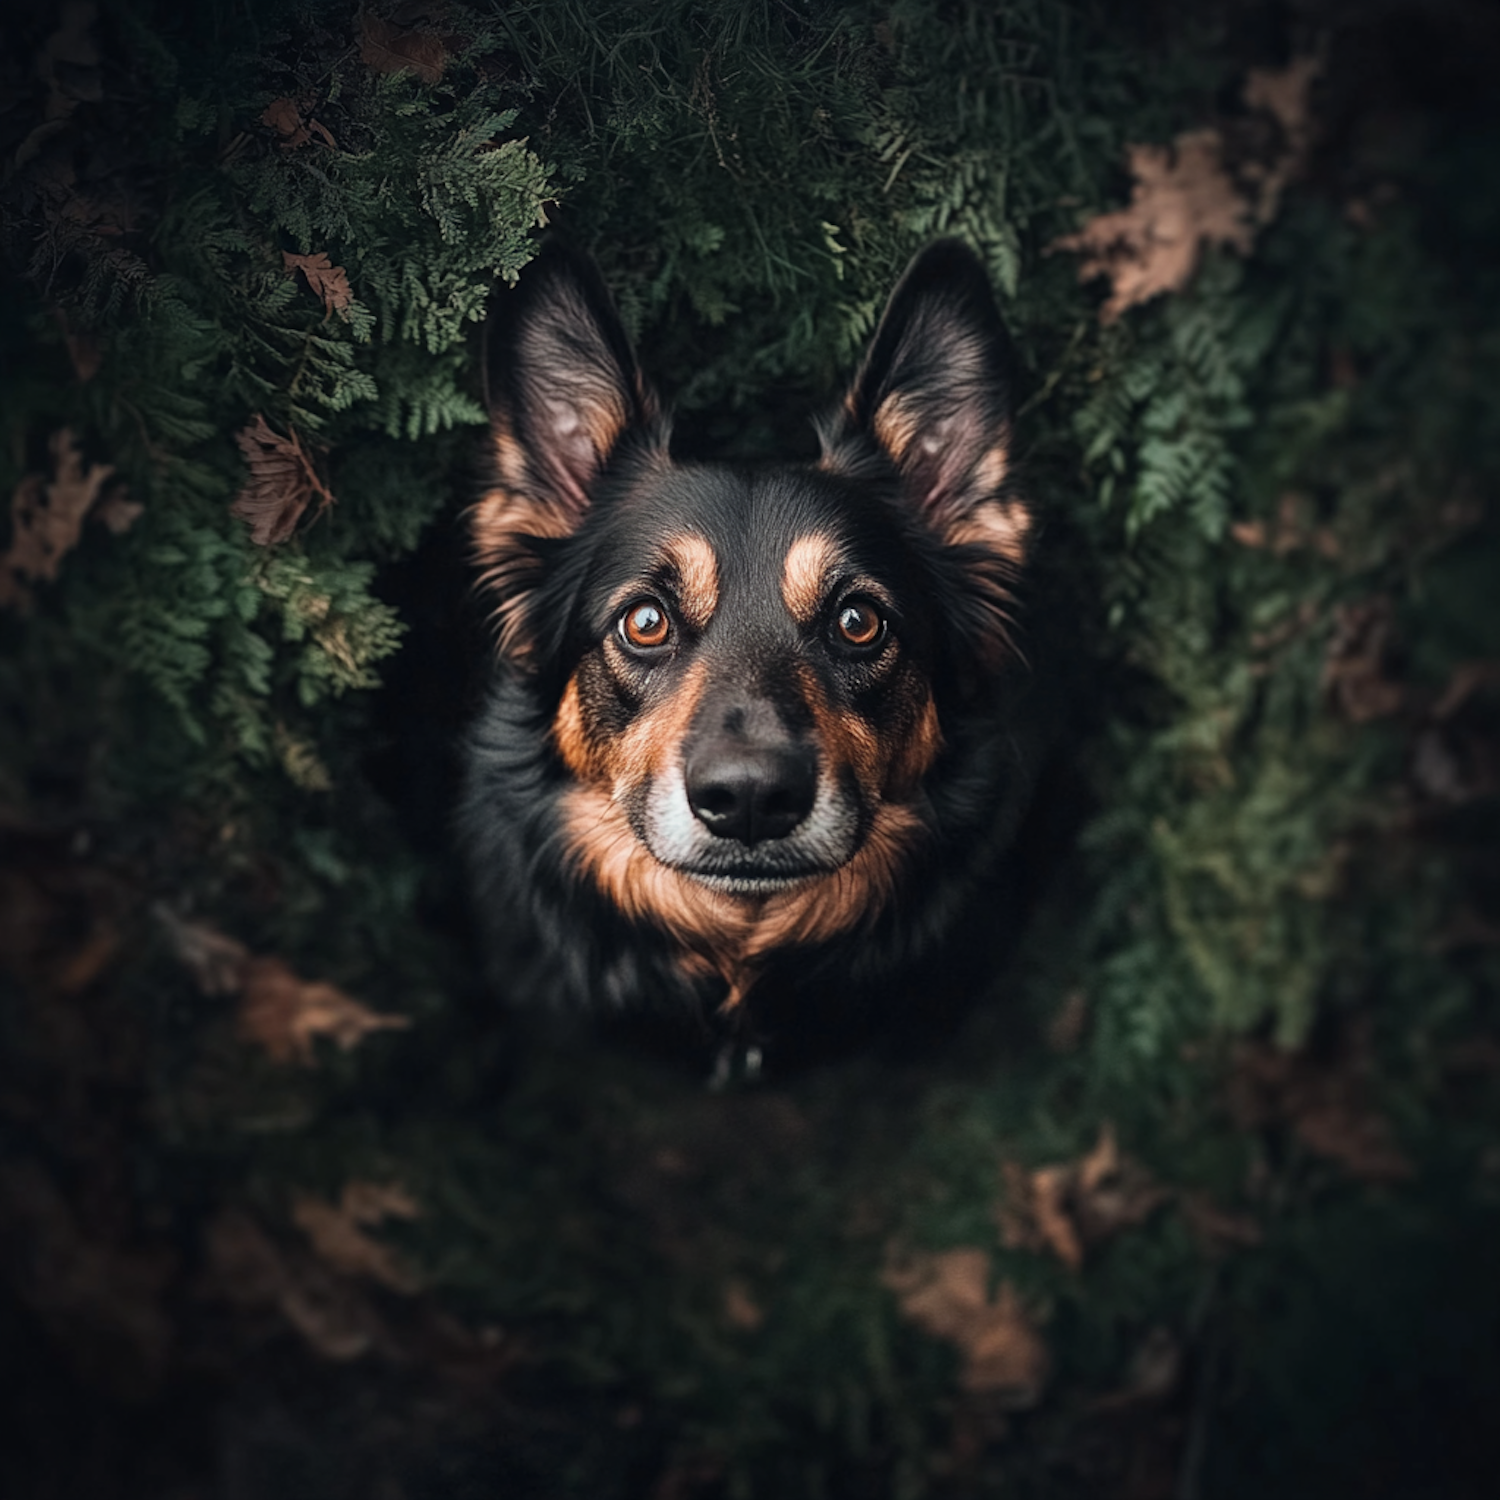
[1, 1, 1498, 1495]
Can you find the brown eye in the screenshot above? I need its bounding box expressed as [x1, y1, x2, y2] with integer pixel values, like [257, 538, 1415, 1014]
[619, 598, 672, 650]
[834, 599, 885, 649]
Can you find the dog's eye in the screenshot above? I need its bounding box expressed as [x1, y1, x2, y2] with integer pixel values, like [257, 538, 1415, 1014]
[619, 598, 672, 651]
[833, 599, 886, 650]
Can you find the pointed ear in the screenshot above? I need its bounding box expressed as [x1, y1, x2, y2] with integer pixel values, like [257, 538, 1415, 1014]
[471, 242, 662, 664]
[821, 240, 1029, 568]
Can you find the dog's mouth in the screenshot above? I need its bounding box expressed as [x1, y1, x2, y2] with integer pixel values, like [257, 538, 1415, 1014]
[664, 860, 834, 896]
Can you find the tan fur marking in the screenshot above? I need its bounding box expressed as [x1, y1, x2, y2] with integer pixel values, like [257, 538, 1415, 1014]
[781, 534, 840, 625]
[490, 420, 530, 489]
[661, 533, 719, 630]
[872, 392, 921, 465]
[793, 662, 884, 797]
[552, 673, 606, 781]
[883, 687, 943, 799]
[610, 659, 708, 796]
[579, 391, 627, 461]
[945, 497, 1030, 566]
[795, 660, 941, 803]
[971, 443, 1009, 496]
[469, 487, 577, 662]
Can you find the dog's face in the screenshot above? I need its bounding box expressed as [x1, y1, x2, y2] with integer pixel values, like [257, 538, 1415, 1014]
[471, 242, 1029, 1001]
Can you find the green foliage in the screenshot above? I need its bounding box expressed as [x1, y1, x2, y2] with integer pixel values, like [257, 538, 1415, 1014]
[1, 2, 1497, 1495]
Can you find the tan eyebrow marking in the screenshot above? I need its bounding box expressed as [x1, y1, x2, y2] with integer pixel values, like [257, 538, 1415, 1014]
[604, 532, 720, 629]
[781, 533, 840, 625]
[661, 532, 719, 630]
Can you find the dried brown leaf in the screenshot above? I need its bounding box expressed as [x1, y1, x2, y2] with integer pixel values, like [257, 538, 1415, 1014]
[1045, 989, 1089, 1052]
[54, 311, 103, 382]
[722, 1280, 764, 1331]
[1243, 56, 1322, 225]
[359, 13, 449, 84]
[261, 97, 302, 136]
[994, 1125, 1167, 1272]
[1433, 661, 1500, 722]
[237, 955, 409, 1065]
[1074, 1122, 1171, 1239]
[1232, 493, 1339, 559]
[292, 1181, 420, 1293]
[1, 429, 115, 610]
[1228, 1034, 1413, 1183]
[1323, 598, 1404, 723]
[885, 1248, 1050, 1404]
[1179, 1192, 1264, 1255]
[200, 1207, 389, 1361]
[283, 250, 353, 315]
[230, 414, 334, 546]
[13, 2, 102, 169]
[93, 487, 142, 534]
[1030, 1164, 1085, 1270]
[1052, 129, 1253, 323]
[261, 97, 313, 149]
[1091, 1326, 1183, 1411]
[0, 1158, 174, 1392]
[153, 905, 249, 996]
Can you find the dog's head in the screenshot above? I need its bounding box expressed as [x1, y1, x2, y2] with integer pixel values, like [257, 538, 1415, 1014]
[471, 241, 1029, 998]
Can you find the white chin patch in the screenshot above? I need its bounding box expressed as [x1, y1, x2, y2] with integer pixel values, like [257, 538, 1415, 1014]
[637, 754, 860, 876]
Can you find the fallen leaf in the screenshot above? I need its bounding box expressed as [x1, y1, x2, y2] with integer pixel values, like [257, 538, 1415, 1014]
[1228, 1031, 1413, 1183]
[1231, 493, 1338, 559]
[1075, 1122, 1172, 1240]
[236, 954, 409, 1065]
[0, 429, 115, 610]
[14, 1, 102, 170]
[1242, 56, 1322, 225]
[1433, 661, 1500, 722]
[53, 309, 103, 381]
[258, 97, 336, 151]
[0, 1158, 174, 1393]
[200, 1207, 389, 1361]
[1053, 56, 1320, 323]
[1091, 1326, 1183, 1411]
[884, 1248, 1050, 1405]
[359, 12, 449, 84]
[1323, 598, 1404, 723]
[1051, 129, 1253, 323]
[1045, 989, 1089, 1052]
[1179, 1192, 1263, 1255]
[261, 97, 304, 137]
[153, 905, 249, 995]
[283, 250, 353, 315]
[230, 414, 334, 546]
[93, 487, 142, 534]
[1029, 1164, 1085, 1270]
[1411, 727, 1496, 805]
[292, 1181, 420, 1293]
[996, 1125, 1168, 1271]
[722, 1279, 764, 1331]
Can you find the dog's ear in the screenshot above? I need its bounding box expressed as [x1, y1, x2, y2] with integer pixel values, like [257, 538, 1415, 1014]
[822, 241, 1028, 570]
[472, 242, 661, 664]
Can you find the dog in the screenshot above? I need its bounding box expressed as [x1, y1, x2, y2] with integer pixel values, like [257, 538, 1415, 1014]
[459, 239, 1053, 1057]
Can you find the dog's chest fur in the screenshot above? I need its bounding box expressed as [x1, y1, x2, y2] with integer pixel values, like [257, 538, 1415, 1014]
[459, 241, 1049, 1035]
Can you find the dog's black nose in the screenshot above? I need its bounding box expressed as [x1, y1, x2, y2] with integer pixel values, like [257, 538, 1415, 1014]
[685, 744, 817, 844]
